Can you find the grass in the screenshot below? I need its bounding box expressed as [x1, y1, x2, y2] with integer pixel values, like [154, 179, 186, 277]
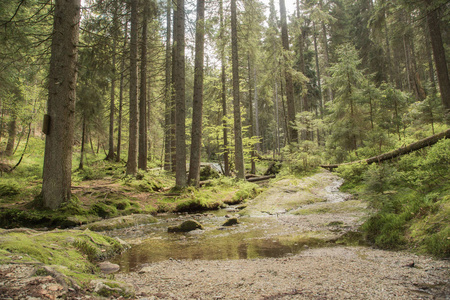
[337, 139, 450, 258]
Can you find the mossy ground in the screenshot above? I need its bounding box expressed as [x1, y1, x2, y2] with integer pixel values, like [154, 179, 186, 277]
[336, 139, 450, 258]
[0, 138, 265, 229]
[0, 229, 124, 286]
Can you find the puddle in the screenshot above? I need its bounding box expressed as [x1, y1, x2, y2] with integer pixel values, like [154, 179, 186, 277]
[111, 218, 327, 272]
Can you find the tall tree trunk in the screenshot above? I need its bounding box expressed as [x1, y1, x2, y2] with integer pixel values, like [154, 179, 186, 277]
[174, 0, 186, 187]
[106, 3, 118, 161]
[170, 2, 178, 173]
[424, 1, 450, 123]
[383, 5, 394, 84]
[116, 19, 128, 163]
[253, 66, 261, 152]
[274, 82, 280, 155]
[126, 0, 139, 175]
[5, 117, 16, 157]
[220, 0, 230, 177]
[248, 56, 256, 175]
[312, 21, 323, 117]
[231, 0, 245, 179]
[280, 0, 297, 144]
[188, 0, 205, 187]
[138, 0, 148, 171]
[41, 0, 81, 209]
[164, 0, 172, 171]
[79, 116, 86, 170]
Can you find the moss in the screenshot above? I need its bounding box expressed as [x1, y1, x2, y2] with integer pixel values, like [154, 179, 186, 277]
[84, 214, 157, 231]
[168, 219, 204, 232]
[89, 202, 118, 218]
[222, 218, 239, 226]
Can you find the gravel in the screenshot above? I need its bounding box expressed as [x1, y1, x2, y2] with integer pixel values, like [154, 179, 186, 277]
[117, 246, 450, 299]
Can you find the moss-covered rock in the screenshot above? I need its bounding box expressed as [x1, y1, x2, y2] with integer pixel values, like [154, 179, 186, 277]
[168, 219, 204, 232]
[0, 228, 125, 286]
[222, 218, 239, 226]
[82, 214, 157, 231]
[91, 279, 134, 298]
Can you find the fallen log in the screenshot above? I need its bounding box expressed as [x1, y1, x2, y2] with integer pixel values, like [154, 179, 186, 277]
[246, 175, 276, 182]
[321, 128, 450, 170]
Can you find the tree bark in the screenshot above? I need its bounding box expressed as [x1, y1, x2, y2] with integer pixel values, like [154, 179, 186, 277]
[231, 0, 245, 179]
[79, 116, 86, 170]
[220, 0, 230, 177]
[5, 117, 16, 157]
[116, 19, 128, 163]
[248, 56, 256, 175]
[41, 0, 81, 209]
[279, 0, 297, 144]
[138, 0, 149, 171]
[424, 1, 450, 123]
[188, 0, 205, 187]
[174, 0, 186, 187]
[106, 3, 118, 161]
[164, 0, 172, 171]
[126, 0, 139, 175]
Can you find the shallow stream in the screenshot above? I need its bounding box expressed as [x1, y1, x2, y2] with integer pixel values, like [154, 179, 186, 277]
[110, 172, 366, 273]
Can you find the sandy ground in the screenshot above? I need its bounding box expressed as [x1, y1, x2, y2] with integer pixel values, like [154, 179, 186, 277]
[117, 246, 450, 299]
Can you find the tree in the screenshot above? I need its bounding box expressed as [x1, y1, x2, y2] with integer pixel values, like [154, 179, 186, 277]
[41, 0, 81, 209]
[188, 0, 205, 186]
[106, 1, 120, 161]
[139, 0, 149, 171]
[423, 0, 450, 123]
[219, 0, 230, 176]
[231, 0, 245, 179]
[126, 0, 138, 175]
[279, 0, 298, 144]
[163, 0, 172, 171]
[327, 44, 367, 154]
[174, 0, 186, 187]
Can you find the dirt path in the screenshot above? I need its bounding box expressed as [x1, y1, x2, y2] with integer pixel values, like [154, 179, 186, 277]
[116, 171, 450, 299]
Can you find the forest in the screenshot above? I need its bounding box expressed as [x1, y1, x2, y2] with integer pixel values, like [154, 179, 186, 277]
[0, 0, 449, 298]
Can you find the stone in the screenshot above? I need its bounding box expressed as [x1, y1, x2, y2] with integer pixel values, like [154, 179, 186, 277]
[222, 218, 239, 227]
[98, 261, 120, 274]
[168, 219, 204, 233]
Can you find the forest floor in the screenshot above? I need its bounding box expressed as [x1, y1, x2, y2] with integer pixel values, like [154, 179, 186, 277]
[1, 171, 449, 299]
[114, 171, 450, 299]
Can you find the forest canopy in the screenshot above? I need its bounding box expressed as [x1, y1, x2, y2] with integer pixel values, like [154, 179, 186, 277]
[0, 0, 448, 208]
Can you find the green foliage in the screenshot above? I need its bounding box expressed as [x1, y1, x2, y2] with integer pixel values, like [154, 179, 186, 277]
[0, 229, 124, 285]
[200, 165, 220, 181]
[335, 162, 368, 191]
[353, 139, 450, 257]
[0, 182, 20, 197]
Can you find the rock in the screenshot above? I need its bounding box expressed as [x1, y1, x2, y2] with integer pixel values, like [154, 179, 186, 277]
[168, 219, 204, 233]
[98, 261, 120, 274]
[82, 214, 157, 231]
[90, 279, 134, 298]
[222, 218, 239, 227]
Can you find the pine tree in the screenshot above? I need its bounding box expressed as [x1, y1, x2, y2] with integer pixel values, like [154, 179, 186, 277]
[41, 0, 81, 209]
[188, 0, 205, 186]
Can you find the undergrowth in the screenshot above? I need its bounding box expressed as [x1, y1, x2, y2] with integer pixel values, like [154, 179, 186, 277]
[337, 139, 450, 258]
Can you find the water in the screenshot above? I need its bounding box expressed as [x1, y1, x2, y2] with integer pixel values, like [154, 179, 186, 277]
[110, 173, 363, 272]
[110, 214, 327, 272]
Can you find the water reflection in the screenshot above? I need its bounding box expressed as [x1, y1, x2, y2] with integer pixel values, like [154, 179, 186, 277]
[112, 224, 325, 272]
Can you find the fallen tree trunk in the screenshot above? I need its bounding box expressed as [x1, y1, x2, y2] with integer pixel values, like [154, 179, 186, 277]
[321, 129, 450, 170]
[246, 175, 276, 182]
